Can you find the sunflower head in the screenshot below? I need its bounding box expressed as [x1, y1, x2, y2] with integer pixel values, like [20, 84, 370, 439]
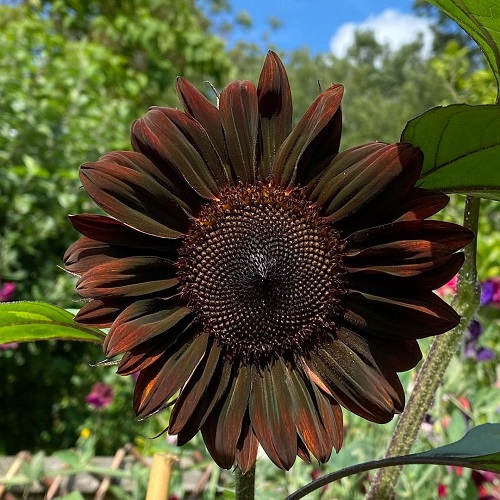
[65, 51, 473, 472]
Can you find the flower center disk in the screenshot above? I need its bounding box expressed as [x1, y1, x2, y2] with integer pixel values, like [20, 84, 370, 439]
[179, 183, 345, 361]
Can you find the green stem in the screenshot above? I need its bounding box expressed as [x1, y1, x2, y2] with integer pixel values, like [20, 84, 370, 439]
[366, 196, 481, 500]
[235, 463, 256, 500]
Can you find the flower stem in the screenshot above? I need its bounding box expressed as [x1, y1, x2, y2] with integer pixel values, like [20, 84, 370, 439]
[235, 464, 256, 500]
[366, 195, 481, 500]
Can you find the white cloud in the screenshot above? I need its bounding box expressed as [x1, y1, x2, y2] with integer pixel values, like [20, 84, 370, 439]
[329, 9, 433, 58]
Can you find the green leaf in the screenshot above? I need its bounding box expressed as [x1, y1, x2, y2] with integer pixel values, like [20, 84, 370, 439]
[428, 0, 500, 98]
[286, 424, 500, 500]
[414, 423, 500, 471]
[402, 104, 500, 200]
[0, 302, 105, 344]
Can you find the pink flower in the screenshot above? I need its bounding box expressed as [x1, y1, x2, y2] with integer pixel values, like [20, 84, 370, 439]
[437, 483, 447, 498]
[0, 282, 15, 302]
[0, 342, 19, 350]
[85, 382, 114, 409]
[436, 275, 458, 297]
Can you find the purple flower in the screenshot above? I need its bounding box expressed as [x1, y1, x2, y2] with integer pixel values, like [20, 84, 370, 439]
[481, 277, 500, 307]
[464, 320, 495, 362]
[85, 382, 114, 409]
[0, 282, 15, 302]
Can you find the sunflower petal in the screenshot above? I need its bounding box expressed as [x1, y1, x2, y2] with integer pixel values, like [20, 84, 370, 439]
[347, 252, 465, 294]
[74, 299, 127, 328]
[345, 220, 474, 254]
[257, 51, 293, 177]
[80, 162, 188, 238]
[211, 364, 252, 468]
[176, 76, 230, 168]
[103, 299, 191, 357]
[133, 332, 208, 417]
[314, 142, 422, 227]
[68, 214, 176, 252]
[168, 343, 222, 434]
[286, 366, 333, 462]
[306, 343, 402, 423]
[76, 256, 178, 299]
[342, 290, 460, 339]
[131, 109, 220, 199]
[249, 362, 297, 470]
[344, 240, 452, 277]
[219, 80, 259, 183]
[175, 356, 233, 445]
[235, 412, 259, 474]
[273, 84, 343, 187]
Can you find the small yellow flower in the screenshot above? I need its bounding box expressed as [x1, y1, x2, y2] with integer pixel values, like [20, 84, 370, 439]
[80, 428, 91, 439]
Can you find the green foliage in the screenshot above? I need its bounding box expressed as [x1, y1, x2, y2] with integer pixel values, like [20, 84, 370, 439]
[402, 104, 500, 200]
[0, 302, 104, 343]
[427, 0, 500, 99]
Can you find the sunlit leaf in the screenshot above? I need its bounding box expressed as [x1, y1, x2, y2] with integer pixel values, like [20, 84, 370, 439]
[402, 104, 500, 200]
[0, 302, 105, 344]
[428, 0, 500, 98]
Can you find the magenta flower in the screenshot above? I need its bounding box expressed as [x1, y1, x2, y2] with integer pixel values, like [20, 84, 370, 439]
[0, 282, 15, 302]
[0, 342, 19, 350]
[436, 275, 458, 297]
[481, 277, 500, 307]
[85, 382, 114, 409]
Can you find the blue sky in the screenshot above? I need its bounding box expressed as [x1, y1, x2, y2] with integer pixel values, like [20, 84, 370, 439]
[222, 0, 433, 56]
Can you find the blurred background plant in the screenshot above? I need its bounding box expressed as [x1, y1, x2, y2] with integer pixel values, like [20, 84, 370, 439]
[1, 0, 499, 498]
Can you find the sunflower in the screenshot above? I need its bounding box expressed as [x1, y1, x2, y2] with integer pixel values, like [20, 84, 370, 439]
[64, 51, 473, 472]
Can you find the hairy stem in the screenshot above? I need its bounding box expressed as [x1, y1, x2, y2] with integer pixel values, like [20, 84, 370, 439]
[366, 196, 481, 500]
[235, 464, 256, 500]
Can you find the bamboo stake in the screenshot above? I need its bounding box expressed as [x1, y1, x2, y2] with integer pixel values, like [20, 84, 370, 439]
[145, 453, 178, 500]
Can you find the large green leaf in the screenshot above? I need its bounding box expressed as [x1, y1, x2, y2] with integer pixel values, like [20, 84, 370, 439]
[402, 104, 500, 200]
[0, 302, 105, 344]
[288, 424, 500, 499]
[428, 0, 500, 98]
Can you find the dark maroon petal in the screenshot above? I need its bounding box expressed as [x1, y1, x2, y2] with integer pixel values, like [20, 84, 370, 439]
[64, 237, 114, 275]
[76, 256, 178, 299]
[219, 80, 259, 183]
[273, 84, 343, 187]
[132, 109, 221, 199]
[391, 188, 450, 222]
[68, 214, 177, 252]
[103, 298, 191, 357]
[286, 366, 334, 462]
[348, 252, 465, 294]
[344, 240, 453, 277]
[168, 343, 222, 435]
[312, 143, 422, 227]
[257, 51, 293, 178]
[297, 437, 311, 463]
[309, 382, 344, 453]
[133, 332, 208, 418]
[116, 332, 172, 375]
[305, 342, 403, 424]
[174, 354, 233, 445]
[201, 364, 251, 469]
[235, 413, 259, 474]
[176, 76, 230, 168]
[342, 290, 460, 339]
[80, 161, 189, 238]
[249, 361, 297, 470]
[345, 220, 474, 254]
[335, 327, 406, 405]
[153, 107, 232, 186]
[74, 299, 129, 328]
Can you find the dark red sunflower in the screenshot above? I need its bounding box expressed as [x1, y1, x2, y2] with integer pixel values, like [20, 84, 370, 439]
[64, 51, 473, 472]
